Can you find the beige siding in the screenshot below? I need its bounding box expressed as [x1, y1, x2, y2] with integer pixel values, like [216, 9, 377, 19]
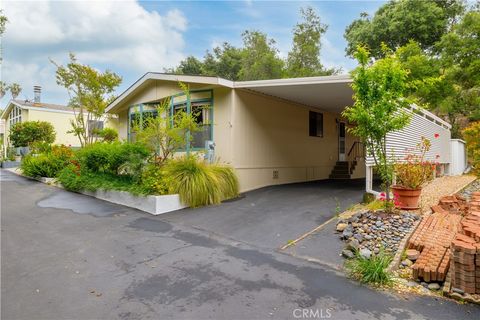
[231, 89, 342, 191]
[115, 80, 210, 113]
[110, 80, 365, 192]
[27, 109, 81, 147]
[212, 87, 234, 164]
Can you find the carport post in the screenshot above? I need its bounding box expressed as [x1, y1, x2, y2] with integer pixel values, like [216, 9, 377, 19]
[366, 165, 373, 193]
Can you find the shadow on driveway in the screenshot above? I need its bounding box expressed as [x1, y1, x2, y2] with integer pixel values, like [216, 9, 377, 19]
[162, 179, 365, 249]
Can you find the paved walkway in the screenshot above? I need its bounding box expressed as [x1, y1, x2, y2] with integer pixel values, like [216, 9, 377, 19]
[1, 170, 479, 320]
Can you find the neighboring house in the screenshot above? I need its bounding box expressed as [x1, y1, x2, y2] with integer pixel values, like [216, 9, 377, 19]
[1, 86, 114, 151]
[106, 73, 457, 193]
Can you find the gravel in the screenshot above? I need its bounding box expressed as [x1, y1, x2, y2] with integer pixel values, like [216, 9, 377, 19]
[338, 210, 420, 258]
[418, 175, 477, 213]
[458, 178, 480, 200]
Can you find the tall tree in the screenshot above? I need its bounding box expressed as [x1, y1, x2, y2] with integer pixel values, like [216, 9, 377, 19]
[175, 56, 204, 75]
[203, 43, 243, 80]
[51, 53, 122, 147]
[238, 30, 284, 80]
[286, 7, 336, 77]
[344, 0, 466, 58]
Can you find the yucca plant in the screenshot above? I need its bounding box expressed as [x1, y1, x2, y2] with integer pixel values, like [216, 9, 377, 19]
[345, 249, 393, 286]
[163, 156, 221, 207]
[210, 164, 239, 201]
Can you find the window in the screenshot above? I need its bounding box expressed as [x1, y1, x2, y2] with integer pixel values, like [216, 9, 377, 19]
[88, 120, 104, 136]
[9, 106, 22, 127]
[309, 111, 323, 137]
[127, 90, 213, 150]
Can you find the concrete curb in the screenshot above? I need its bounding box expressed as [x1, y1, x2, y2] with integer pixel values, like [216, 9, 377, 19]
[5, 168, 187, 215]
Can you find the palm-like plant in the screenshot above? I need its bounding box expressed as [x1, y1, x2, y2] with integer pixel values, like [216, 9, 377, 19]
[9, 83, 22, 99]
[0, 81, 7, 99]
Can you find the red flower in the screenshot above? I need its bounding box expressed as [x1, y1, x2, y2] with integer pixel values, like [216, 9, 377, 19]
[434, 133, 440, 138]
[380, 192, 385, 197]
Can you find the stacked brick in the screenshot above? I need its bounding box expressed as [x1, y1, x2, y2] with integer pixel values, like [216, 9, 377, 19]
[450, 192, 480, 294]
[409, 195, 466, 282]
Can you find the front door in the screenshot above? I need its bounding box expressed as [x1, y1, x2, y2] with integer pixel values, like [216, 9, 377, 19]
[339, 122, 346, 161]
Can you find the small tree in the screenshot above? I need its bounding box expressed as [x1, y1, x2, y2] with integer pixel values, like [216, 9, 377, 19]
[342, 45, 411, 205]
[133, 83, 199, 165]
[9, 121, 56, 148]
[463, 121, 480, 176]
[51, 53, 122, 147]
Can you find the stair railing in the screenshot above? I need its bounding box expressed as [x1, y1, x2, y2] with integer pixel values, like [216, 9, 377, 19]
[347, 141, 365, 173]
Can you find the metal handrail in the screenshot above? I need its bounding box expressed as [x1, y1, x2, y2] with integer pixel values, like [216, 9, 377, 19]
[347, 141, 365, 173]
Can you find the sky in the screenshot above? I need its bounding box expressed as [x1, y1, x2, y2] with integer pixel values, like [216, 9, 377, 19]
[0, 0, 386, 107]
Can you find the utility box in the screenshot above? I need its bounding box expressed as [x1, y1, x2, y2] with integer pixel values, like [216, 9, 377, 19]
[204, 140, 215, 164]
[449, 139, 467, 175]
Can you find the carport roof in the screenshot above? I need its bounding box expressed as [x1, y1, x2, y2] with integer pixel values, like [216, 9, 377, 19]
[106, 73, 354, 113]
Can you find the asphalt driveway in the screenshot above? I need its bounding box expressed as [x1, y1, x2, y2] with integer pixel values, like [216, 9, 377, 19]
[2, 170, 479, 320]
[162, 179, 365, 249]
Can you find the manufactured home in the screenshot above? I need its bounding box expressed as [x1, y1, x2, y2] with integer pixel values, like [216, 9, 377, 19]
[106, 73, 460, 193]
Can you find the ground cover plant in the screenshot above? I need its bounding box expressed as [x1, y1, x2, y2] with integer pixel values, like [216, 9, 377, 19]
[345, 249, 393, 286]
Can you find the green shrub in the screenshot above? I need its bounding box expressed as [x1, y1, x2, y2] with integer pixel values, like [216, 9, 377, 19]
[77, 142, 149, 175]
[163, 156, 239, 207]
[345, 250, 393, 286]
[9, 121, 56, 148]
[57, 164, 145, 194]
[21, 145, 74, 178]
[97, 127, 118, 142]
[139, 164, 169, 195]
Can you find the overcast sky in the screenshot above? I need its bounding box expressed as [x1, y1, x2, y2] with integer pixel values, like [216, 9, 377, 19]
[0, 0, 385, 107]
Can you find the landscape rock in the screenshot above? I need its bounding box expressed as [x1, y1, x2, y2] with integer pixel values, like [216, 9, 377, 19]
[338, 210, 417, 259]
[342, 249, 355, 259]
[401, 259, 413, 267]
[342, 229, 353, 239]
[406, 249, 420, 261]
[346, 238, 360, 251]
[359, 248, 372, 259]
[428, 283, 440, 291]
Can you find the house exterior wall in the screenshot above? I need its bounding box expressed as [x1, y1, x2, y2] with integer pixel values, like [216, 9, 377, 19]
[27, 109, 81, 147]
[365, 108, 451, 166]
[231, 89, 352, 191]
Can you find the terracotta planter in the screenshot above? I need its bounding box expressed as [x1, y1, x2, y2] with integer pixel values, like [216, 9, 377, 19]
[391, 186, 422, 210]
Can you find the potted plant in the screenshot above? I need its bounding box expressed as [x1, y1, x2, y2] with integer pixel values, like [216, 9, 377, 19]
[392, 136, 437, 210]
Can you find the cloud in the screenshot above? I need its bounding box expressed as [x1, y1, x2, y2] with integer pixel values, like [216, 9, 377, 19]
[1, 0, 188, 104]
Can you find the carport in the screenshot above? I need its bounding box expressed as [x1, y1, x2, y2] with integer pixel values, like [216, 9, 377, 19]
[162, 179, 365, 250]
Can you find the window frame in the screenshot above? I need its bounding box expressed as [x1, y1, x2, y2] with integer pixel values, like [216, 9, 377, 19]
[309, 111, 324, 138]
[127, 89, 214, 153]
